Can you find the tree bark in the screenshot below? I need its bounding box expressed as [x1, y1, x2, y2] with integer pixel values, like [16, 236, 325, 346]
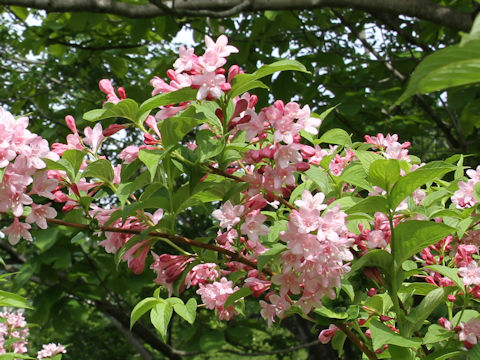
[0, 0, 474, 32]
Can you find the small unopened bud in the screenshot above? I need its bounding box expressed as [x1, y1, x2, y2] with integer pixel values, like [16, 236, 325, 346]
[99, 79, 115, 94]
[65, 115, 77, 134]
[447, 294, 456, 302]
[379, 315, 393, 322]
[117, 87, 127, 99]
[367, 288, 378, 297]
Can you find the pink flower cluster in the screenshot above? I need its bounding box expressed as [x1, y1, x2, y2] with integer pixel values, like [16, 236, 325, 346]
[364, 133, 411, 161]
[0, 311, 66, 358]
[196, 277, 239, 320]
[452, 166, 480, 208]
[149, 34, 238, 123]
[259, 190, 353, 324]
[0, 108, 59, 245]
[37, 343, 66, 359]
[0, 311, 29, 355]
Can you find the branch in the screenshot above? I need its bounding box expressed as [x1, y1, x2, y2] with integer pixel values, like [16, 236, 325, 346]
[337, 323, 377, 360]
[2, 0, 474, 31]
[45, 217, 274, 276]
[333, 10, 461, 150]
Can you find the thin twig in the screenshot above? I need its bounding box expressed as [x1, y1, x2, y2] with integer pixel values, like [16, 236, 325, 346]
[45, 217, 274, 276]
[337, 323, 377, 360]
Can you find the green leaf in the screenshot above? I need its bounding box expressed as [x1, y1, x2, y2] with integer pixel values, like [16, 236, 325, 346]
[139, 87, 198, 113]
[345, 249, 393, 280]
[62, 149, 86, 178]
[355, 150, 385, 173]
[172, 298, 196, 324]
[130, 297, 159, 329]
[369, 159, 401, 191]
[304, 167, 331, 193]
[346, 196, 389, 215]
[313, 306, 347, 319]
[83, 159, 114, 183]
[0, 290, 32, 309]
[150, 302, 173, 341]
[389, 161, 456, 210]
[405, 287, 449, 336]
[338, 163, 374, 191]
[9, 6, 29, 21]
[393, 221, 454, 265]
[224, 287, 252, 308]
[396, 40, 480, 105]
[83, 99, 139, 123]
[196, 130, 225, 162]
[257, 243, 286, 271]
[425, 264, 464, 290]
[317, 128, 352, 146]
[369, 319, 422, 350]
[192, 101, 223, 133]
[422, 324, 453, 344]
[0, 353, 35, 359]
[116, 182, 134, 207]
[424, 348, 465, 360]
[161, 116, 201, 147]
[388, 345, 415, 360]
[229, 60, 309, 100]
[138, 146, 175, 182]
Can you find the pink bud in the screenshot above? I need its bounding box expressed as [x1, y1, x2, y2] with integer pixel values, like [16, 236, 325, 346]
[65, 115, 77, 134]
[379, 315, 393, 322]
[438, 317, 452, 330]
[144, 133, 161, 145]
[70, 183, 80, 197]
[227, 65, 243, 82]
[99, 79, 115, 94]
[357, 319, 367, 325]
[367, 288, 378, 297]
[117, 87, 127, 99]
[103, 124, 126, 137]
[248, 95, 258, 108]
[294, 162, 310, 172]
[447, 294, 456, 302]
[232, 99, 248, 119]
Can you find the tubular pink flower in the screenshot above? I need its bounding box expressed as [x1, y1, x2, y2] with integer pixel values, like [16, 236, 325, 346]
[1, 218, 32, 245]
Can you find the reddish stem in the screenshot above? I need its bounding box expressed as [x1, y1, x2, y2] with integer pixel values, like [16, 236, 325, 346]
[336, 323, 377, 360]
[46, 217, 274, 276]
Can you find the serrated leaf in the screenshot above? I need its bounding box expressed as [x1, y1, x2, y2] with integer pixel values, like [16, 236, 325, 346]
[370, 319, 422, 350]
[390, 162, 456, 210]
[83, 99, 139, 123]
[138, 146, 175, 182]
[346, 196, 389, 215]
[224, 287, 252, 308]
[317, 128, 352, 146]
[369, 159, 401, 191]
[62, 149, 86, 178]
[83, 159, 114, 183]
[130, 297, 159, 329]
[393, 221, 454, 265]
[405, 287, 449, 336]
[422, 324, 453, 344]
[161, 116, 201, 147]
[345, 249, 393, 280]
[150, 302, 173, 341]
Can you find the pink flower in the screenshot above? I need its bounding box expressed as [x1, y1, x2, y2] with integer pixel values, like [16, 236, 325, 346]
[240, 210, 269, 242]
[459, 318, 480, 345]
[37, 343, 67, 359]
[83, 123, 104, 152]
[119, 145, 140, 164]
[204, 35, 239, 58]
[186, 263, 219, 287]
[196, 277, 239, 320]
[25, 203, 57, 229]
[173, 45, 198, 73]
[458, 261, 480, 287]
[192, 71, 227, 100]
[212, 201, 244, 229]
[1, 218, 32, 245]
